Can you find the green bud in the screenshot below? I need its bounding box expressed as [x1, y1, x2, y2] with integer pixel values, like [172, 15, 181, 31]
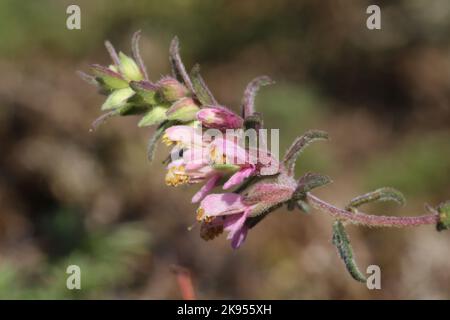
[157, 77, 189, 102]
[138, 106, 168, 127]
[166, 97, 200, 122]
[436, 201, 450, 231]
[119, 52, 143, 81]
[90, 64, 128, 90]
[129, 80, 158, 104]
[101, 87, 135, 110]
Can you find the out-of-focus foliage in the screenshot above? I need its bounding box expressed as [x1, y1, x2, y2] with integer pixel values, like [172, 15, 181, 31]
[0, 0, 449, 299]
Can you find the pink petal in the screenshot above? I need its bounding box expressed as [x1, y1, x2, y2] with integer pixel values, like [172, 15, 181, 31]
[192, 174, 221, 203]
[199, 193, 248, 217]
[231, 225, 248, 249]
[165, 125, 202, 146]
[197, 106, 243, 129]
[223, 208, 252, 248]
[223, 166, 255, 189]
[183, 147, 208, 169]
[211, 137, 248, 165]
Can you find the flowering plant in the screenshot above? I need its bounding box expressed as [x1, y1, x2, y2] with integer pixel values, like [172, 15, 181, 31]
[79, 31, 449, 283]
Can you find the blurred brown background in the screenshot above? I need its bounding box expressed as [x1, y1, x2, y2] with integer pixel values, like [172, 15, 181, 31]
[0, 0, 449, 299]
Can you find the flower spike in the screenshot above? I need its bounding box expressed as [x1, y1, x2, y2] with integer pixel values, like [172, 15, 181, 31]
[83, 32, 450, 283]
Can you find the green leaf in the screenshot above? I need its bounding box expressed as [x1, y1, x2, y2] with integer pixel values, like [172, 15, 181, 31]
[138, 106, 168, 127]
[332, 220, 366, 283]
[283, 130, 329, 175]
[101, 87, 135, 111]
[190, 64, 217, 105]
[345, 187, 406, 211]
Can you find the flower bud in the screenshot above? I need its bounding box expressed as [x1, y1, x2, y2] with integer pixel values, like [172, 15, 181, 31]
[166, 97, 200, 122]
[90, 64, 128, 90]
[101, 87, 135, 110]
[129, 80, 158, 104]
[157, 77, 189, 102]
[138, 106, 168, 127]
[118, 52, 144, 81]
[196, 106, 243, 129]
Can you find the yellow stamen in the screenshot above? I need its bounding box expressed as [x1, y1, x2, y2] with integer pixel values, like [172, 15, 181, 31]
[165, 165, 189, 186]
[161, 133, 174, 147]
[196, 208, 205, 221]
[210, 146, 227, 164]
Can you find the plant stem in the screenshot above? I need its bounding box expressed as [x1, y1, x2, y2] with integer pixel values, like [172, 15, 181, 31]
[306, 193, 439, 227]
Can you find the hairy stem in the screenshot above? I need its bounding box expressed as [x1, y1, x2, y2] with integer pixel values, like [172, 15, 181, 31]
[306, 193, 439, 227]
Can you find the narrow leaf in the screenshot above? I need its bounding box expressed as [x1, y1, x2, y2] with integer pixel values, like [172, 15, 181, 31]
[76, 70, 98, 86]
[169, 36, 194, 92]
[190, 64, 217, 105]
[90, 110, 119, 132]
[332, 220, 366, 283]
[147, 121, 170, 162]
[345, 187, 406, 211]
[292, 172, 332, 200]
[283, 130, 329, 175]
[104, 40, 121, 66]
[242, 76, 274, 118]
[131, 30, 149, 80]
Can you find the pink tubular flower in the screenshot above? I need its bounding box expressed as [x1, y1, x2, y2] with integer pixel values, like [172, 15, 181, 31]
[196, 106, 243, 129]
[196, 193, 256, 249]
[209, 137, 279, 190]
[197, 183, 296, 248]
[163, 125, 224, 202]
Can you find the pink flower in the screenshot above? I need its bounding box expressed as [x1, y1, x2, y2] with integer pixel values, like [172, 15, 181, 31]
[163, 126, 223, 202]
[209, 137, 279, 190]
[197, 183, 296, 248]
[197, 193, 256, 249]
[197, 106, 243, 129]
